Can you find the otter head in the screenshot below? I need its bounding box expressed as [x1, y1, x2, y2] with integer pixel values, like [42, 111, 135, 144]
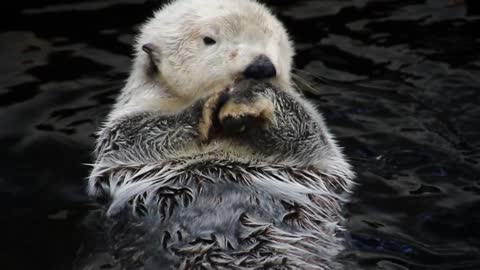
[134, 0, 294, 102]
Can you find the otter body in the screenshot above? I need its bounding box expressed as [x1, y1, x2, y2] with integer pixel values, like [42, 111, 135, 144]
[87, 0, 354, 269]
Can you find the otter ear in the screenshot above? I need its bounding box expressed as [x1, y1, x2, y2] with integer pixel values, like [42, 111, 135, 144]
[142, 43, 161, 74]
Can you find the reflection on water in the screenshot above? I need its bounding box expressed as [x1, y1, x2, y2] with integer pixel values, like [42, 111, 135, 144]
[1, 0, 479, 269]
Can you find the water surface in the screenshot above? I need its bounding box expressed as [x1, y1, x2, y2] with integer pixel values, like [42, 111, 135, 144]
[1, 0, 479, 269]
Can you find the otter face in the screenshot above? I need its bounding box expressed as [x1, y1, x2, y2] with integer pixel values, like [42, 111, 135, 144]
[136, 0, 294, 101]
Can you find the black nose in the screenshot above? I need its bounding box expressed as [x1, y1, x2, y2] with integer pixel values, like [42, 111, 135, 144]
[243, 55, 277, 79]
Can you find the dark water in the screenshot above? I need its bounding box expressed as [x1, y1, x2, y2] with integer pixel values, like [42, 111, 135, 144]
[1, 0, 479, 269]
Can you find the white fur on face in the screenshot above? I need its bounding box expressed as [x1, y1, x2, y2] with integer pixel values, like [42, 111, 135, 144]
[136, 0, 295, 101]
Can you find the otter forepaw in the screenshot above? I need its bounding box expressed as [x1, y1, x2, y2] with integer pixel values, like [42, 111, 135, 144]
[199, 90, 229, 143]
[219, 95, 274, 135]
[200, 80, 275, 141]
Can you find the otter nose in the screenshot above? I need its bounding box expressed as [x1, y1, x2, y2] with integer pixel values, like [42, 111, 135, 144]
[243, 54, 277, 79]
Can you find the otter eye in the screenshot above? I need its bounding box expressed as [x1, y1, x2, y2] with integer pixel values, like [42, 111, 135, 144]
[203, 37, 216, 46]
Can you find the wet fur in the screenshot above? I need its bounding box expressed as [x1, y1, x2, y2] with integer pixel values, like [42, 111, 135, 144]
[89, 81, 354, 269]
[87, 0, 354, 269]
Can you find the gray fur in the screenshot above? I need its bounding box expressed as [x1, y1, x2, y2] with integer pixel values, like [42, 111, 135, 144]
[88, 80, 354, 269]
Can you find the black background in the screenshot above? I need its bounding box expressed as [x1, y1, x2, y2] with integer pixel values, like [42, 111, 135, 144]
[1, 0, 479, 269]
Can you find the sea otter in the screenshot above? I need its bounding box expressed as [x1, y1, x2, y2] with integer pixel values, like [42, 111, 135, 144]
[87, 0, 354, 269]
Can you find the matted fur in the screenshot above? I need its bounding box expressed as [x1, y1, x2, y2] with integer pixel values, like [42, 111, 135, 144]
[87, 0, 355, 269]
